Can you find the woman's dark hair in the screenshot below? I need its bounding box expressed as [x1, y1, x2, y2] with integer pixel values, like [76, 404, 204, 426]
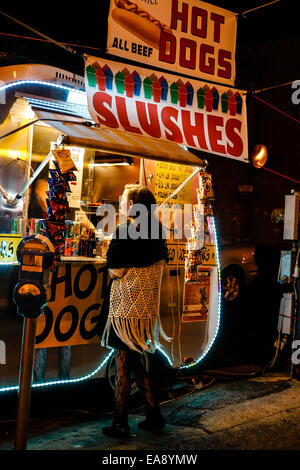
[124, 184, 157, 214]
[123, 184, 165, 239]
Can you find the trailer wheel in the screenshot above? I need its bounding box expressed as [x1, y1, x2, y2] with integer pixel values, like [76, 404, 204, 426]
[221, 266, 245, 302]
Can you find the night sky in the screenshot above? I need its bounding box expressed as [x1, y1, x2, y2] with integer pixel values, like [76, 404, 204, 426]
[0, 0, 299, 87]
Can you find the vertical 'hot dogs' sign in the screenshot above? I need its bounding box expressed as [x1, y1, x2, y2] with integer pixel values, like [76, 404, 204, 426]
[106, 0, 237, 86]
[85, 56, 248, 162]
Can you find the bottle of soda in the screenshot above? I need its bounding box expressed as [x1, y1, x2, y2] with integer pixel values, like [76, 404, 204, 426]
[96, 229, 104, 258]
[87, 229, 96, 258]
[79, 227, 88, 257]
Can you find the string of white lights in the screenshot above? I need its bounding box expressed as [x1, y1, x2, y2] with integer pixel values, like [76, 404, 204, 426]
[0, 349, 114, 393]
[179, 216, 222, 370]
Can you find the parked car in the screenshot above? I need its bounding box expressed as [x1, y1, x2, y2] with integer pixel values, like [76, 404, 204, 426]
[220, 237, 258, 302]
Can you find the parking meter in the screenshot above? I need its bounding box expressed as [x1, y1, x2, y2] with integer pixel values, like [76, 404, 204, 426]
[13, 234, 55, 318]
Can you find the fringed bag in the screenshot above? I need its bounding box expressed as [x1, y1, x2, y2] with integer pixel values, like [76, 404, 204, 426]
[101, 259, 171, 353]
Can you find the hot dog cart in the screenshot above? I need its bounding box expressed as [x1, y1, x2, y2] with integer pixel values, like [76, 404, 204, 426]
[0, 62, 221, 394]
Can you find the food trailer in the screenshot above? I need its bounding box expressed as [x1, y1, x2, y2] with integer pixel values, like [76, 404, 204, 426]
[0, 57, 247, 394]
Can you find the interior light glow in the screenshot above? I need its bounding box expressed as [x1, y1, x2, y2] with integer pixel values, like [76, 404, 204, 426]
[90, 162, 131, 167]
[0, 150, 27, 160]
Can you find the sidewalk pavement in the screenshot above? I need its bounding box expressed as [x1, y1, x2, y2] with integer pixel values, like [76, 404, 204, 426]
[0, 370, 300, 451]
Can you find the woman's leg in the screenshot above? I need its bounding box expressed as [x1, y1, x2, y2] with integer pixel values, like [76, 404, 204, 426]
[114, 349, 132, 425]
[129, 351, 165, 430]
[103, 349, 132, 437]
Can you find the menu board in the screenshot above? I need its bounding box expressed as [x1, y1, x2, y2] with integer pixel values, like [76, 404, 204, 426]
[154, 161, 193, 207]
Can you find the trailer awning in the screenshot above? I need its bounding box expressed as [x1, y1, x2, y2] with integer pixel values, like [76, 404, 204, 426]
[33, 110, 204, 167]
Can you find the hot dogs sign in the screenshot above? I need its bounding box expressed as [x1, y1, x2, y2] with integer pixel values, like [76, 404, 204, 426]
[107, 0, 237, 86]
[85, 57, 248, 161]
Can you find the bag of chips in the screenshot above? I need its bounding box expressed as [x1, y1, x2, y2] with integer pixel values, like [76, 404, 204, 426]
[63, 170, 77, 182]
[52, 149, 77, 174]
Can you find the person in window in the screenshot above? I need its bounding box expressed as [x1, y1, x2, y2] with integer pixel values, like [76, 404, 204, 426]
[27, 178, 48, 219]
[101, 184, 170, 438]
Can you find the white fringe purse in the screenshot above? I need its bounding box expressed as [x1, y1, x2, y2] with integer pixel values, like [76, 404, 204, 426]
[101, 259, 171, 353]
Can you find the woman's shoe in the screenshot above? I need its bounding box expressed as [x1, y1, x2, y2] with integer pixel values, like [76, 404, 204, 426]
[138, 406, 165, 431]
[102, 423, 131, 438]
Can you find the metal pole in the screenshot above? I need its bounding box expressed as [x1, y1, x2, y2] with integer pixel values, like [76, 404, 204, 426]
[23, 123, 34, 221]
[139, 158, 144, 185]
[0, 9, 76, 55]
[14, 317, 37, 450]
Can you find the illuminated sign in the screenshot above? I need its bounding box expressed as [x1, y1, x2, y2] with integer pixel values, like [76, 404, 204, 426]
[0, 234, 22, 264]
[35, 262, 108, 348]
[107, 0, 237, 86]
[167, 242, 216, 267]
[85, 57, 248, 162]
[167, 242, 186, 266]
[155, 161, 193, 207]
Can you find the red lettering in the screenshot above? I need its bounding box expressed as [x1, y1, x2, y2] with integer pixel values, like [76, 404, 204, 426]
[170, 0, 188, 33]
[210, 12, 224, 43]
[199, 44, 215, 75]
[115, 97, 142, 135]
[92, 92, 118, 128]
[218, 49, 232, 79]
[136, 102, 161, 139]
[161, 107, 183, 143]
[179, 38, 196, 69]
[225, 119, 243, 157]
[181, 110, 208, 150]
[207, 115, 225, 154]
[159, 31, 176, 64]
[191, 7, 207, 38]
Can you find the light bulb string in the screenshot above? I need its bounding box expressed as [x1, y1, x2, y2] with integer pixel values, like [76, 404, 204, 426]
[0, 31, 99, 51]
[256, 164, 300, 185]
[240, 0, 280, 17]
[249, 95, 300, 184]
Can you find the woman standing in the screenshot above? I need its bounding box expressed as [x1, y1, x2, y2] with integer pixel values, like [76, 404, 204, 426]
[101, 184, 170, 438]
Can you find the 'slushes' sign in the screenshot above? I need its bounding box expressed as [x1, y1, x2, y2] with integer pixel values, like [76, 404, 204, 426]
[85, 57, 248, 162]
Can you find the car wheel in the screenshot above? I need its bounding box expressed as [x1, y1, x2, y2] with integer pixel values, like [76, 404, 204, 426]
[221, 267, 244, 302]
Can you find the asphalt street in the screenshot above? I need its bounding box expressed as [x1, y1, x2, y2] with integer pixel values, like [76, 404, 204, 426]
[0, 368, 299, 452]
[1, 244, 297, 456]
